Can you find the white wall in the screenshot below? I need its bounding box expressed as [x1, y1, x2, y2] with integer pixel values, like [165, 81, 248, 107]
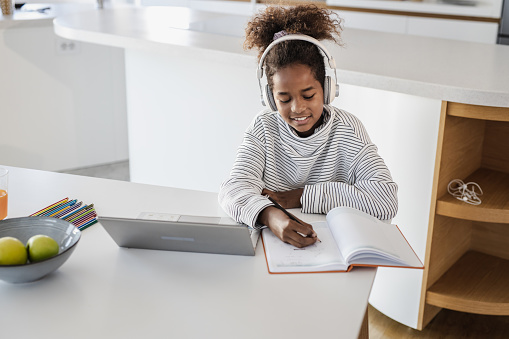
[0, 23, 128, 171]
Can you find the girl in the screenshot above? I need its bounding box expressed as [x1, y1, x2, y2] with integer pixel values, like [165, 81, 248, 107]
[218, 4, 398, 248]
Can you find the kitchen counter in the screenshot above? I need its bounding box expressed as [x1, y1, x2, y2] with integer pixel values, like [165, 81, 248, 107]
[1, 3, 129, 172]
[326, 0, 504, 19]
[54, 6, 509, 107]
[0, 3, 97, 29]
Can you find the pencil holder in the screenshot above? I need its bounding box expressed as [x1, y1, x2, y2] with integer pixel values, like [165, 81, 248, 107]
[0, 0, 14, 16]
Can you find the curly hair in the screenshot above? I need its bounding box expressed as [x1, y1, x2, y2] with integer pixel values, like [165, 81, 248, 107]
[244, 4, 343, 89]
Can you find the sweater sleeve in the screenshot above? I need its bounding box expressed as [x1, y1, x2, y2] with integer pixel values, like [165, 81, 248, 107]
[218, 131, 273, 228]
[301, 143, 398, 221]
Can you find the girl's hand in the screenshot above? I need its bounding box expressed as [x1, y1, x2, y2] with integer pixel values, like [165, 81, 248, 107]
[262, 188, 304, 209]
[258, 206, 317, 248]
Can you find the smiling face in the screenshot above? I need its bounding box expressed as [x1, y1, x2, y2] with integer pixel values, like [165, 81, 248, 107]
[272, 63, 324, 138]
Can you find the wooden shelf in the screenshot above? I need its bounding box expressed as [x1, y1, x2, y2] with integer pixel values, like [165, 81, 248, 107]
[447, 103, 509, 122]
[427, 251, 509, 315]
[420, 102, 509, 329]
[436, 168, 509, 223]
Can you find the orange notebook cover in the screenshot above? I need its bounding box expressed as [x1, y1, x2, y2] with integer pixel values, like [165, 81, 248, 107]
[260, 207, 424, 274]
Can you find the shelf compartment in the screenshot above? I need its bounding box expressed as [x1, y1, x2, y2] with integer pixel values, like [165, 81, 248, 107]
[427, 251, 509, 315]
[447, 103, 509, 122]
[436, 168, 509, 223]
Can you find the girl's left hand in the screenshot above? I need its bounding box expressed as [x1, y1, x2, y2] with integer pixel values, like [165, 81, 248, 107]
[262, 188, 304, 209]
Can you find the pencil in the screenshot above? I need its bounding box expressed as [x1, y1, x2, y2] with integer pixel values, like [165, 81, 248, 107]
[30, 198, 68, 216]
[39, 200, 75, 217]
[71, 210, 96, 226]
[29, 198, 97, 231]
[78, 219, 97, 231]
[53, 202, 83, 218]
[47, 200, 78, 217]
[68, 209, 94, 223]
[62, 204, 94, 221]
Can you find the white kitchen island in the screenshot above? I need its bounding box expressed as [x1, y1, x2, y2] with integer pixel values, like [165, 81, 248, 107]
[53, 6, 509, 330]
[0, 4, 128, 172]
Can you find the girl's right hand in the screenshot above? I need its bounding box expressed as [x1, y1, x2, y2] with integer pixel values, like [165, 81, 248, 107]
[258, 206, 317, 248]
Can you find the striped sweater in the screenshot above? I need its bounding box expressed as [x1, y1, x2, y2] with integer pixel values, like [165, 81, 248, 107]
[218, 105, 398, 228]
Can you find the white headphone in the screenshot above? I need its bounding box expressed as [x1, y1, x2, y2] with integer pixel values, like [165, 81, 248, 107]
[256, 34, 340, 111]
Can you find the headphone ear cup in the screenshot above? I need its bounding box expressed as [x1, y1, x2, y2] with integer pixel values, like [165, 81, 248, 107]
[323, 76, 336, 105]
[264, 85, 278, 111]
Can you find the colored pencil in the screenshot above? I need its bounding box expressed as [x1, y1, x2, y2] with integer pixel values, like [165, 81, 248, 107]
[46, 200, 78, 217]
[53, 202, 83, 218]
[62, 204, 94, 221]
[59, 204, 87, 220]
[30, 198, 97, 231]
[30, 198, 68, 216]
[66, 206, 94, 223]
[38, 200, 71, 216]
[40, 199, 77, 217]
[71, 210, 96, 225]
[78, 219, 98, 231]
[74, 218, 95, 229]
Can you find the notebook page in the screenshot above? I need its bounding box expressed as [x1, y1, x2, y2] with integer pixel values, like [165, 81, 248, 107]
[262, 221, 348, 273]
[326, 207, 399, 264]
[369, 224, 423, 268]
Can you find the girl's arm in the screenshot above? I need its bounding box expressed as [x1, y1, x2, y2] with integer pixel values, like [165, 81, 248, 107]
[218, 132, 318, 248]
[301, 143, 398, 220]
[218, 132, 272, 228]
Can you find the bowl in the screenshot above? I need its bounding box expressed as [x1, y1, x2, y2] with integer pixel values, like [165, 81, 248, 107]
[0, 217, 81, 283]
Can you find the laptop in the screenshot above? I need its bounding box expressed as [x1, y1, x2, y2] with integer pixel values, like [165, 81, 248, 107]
[98, 213, 260, 256]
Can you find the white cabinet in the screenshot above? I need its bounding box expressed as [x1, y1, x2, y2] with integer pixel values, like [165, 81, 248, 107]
[140, 0, 503, 43]
[328, 0, 503, 43]
[0, 23, 128, 171]
[338, 11, 408, 34]
[335, 11, 500, 43]
[327, 0, 504, 18]
[407, 17, 499, 43]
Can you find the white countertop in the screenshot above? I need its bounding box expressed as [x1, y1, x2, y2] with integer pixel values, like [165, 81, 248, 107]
[326, 0, 504, 19]
[0, 3, 95, 29]
[0, 166, 376, 339]
[53, 6, 509, 107]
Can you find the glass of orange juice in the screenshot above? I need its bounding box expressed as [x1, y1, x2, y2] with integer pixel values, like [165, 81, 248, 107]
[0, 168, 8, 220]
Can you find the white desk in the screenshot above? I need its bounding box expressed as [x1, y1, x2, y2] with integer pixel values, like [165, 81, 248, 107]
[0, 166, 375, 339]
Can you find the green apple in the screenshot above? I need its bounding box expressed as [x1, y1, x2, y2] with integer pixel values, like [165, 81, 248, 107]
[0, 237, 28, 265]
[26, 235, 59, 263]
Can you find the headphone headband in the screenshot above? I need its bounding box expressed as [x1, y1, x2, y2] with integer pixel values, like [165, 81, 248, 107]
[256, 34, 339, 109]
[256, 34, 337, 79]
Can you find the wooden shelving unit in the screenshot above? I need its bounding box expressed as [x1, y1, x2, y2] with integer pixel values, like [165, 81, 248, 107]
[418, 102, 509, 329]
[436, 169, 509, 223]
[427, 251, 509, 315]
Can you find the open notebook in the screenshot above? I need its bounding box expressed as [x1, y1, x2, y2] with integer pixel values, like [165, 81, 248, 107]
[261, 206, 423, 273]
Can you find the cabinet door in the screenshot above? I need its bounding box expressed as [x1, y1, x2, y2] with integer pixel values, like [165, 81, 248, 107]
[407, 17, 499, 43]
[332, 10, 407, 34]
